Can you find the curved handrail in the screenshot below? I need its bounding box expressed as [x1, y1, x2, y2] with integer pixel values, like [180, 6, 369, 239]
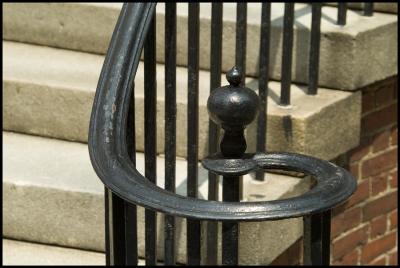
[88, 3, 356, 221]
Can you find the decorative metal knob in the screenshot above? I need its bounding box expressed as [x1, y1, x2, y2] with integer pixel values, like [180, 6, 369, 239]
[207, 66, 260, 158]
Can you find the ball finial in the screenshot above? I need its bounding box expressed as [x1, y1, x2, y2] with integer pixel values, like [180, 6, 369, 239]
[207, 66, 260, 131]
[226, 66, 242, 87]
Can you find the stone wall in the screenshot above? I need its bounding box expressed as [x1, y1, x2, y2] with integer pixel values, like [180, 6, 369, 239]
[270, 76, 398, 265]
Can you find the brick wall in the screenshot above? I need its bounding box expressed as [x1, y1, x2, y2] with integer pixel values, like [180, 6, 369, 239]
[270, 76, 398, 265]
[331, 76, 398, 265]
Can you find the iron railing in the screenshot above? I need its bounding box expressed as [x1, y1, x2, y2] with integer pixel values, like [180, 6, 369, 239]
[88, 2, 374, 265]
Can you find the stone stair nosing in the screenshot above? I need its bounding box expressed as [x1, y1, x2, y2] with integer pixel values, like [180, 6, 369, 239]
[324, 2, 398, 14]
[3, 239, 106, 266]
[3, 41, 361, 162]
[3, 131, 311, 265]
[3, 2, 398, 90]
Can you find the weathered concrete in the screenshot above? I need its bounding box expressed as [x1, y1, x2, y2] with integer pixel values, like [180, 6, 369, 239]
[3, 239, 106, 266]
[3, 131, 310, 265]
[3, 3, 397, 90]
[3, 41, 361, 161]
[325, 2, 398, 14]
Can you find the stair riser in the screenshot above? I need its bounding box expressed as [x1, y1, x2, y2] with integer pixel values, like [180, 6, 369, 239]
[3, 3, 397, 90]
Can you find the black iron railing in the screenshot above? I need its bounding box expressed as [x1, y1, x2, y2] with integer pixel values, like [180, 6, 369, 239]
[88, 2, 375, 265]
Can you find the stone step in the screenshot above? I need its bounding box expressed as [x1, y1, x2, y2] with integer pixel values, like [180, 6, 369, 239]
[325, 2, 398, 14]
[3, 239, 106, 266]
[3, 41, 361, 161]
[3, 131, 311, 265]
[3, 3, 397, 90]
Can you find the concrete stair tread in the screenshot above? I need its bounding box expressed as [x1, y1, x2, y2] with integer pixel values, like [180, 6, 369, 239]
[3, 131, 309, 264]
[3, 239, 162, 265]
[4, 41, 361, 161]
[3, 239, 106, 266]
[3, 3, 397, 90]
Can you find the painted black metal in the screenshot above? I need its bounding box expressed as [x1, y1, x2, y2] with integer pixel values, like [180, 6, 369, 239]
[144, 13, 157, 266]
[164, 3, 177, 266]
[124, 80, 138, 265]
[104, 187, 111, 265]
[308, 3, 322, 95]
[322, 210, 332, 264]
[280, 3, 295, 106]
[206, 3, 223, 265]
[208, 67, 257, 265]
[363, 3, 374, 16]
[337, 3, 347, 25]
[187, 3, 201, 265]
[303, 210, 332, 265]
[109, 190, 127, 265]
[89, 3, 360, 265]
[256, 3, 271, 181]
[236, 3, 247, 86]
[222, 176, 240, 265]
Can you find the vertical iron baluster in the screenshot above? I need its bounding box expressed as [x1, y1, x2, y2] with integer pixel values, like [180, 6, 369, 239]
[104, 187, 111, 265]
[363, 3, 374, 16]
[217, 67, 256, 266]
[222, 177, 240, 265]
[144, 15, 157, 266]
[206, 2, 223, 265]
[164, 2, 177, 266]
[280, 3, 295, 106]
[236, 3, 247, 85]
[321, 210, 332, 265]
[303, 212, 324, 265]
[255, 3, 271, 181]
[307, 3, 322, 95]
[109, 191, 127, 265]
[337, 3, 347, 25]
[125, 82, 138, 265]
[187, 2, 201, 265]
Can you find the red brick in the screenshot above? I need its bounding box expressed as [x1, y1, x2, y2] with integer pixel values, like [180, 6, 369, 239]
[333, 226, 368, 259]
[375, 86, 395, 107]
[368, 256, 387, 265]
[331, 214, 344, 238]
[361, 148, 398, 178]
[370, 215, 387, 239]
[333, 249, 359, 265]
[342, 207, 362, 233]
[389, 210, 397, 230]
[362, 91, 376, 114]
[389, 251, 398, 265]
[371, 176, 388, 196]
[349, 146, 370, 163]
[346, 180, 370, 208]
[372, 131, 391, 153]
[390, 171, 398, 188]
[332, 202, 346, 217]
[362, 103, 397, 133]
[391, 127, 398, 145]
[361, 232, 397, 263]
[363, 191, 398, 221]
[349, 163, 359, 180]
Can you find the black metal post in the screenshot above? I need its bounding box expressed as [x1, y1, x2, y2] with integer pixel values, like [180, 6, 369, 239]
[303, 210, 331, 265]
[308, 3, 322, 95]
[144, 14, 157, 266]
[255, 2, 271, 181]
[187, 3, 201, 265]
[337, 3, 347, 26]
[363, 3, 374, 16]
[207, 66, 260, 265]
[207, 2, 223, 265]
[280, 3, 295, 106]
[164, 3, 177, 266]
